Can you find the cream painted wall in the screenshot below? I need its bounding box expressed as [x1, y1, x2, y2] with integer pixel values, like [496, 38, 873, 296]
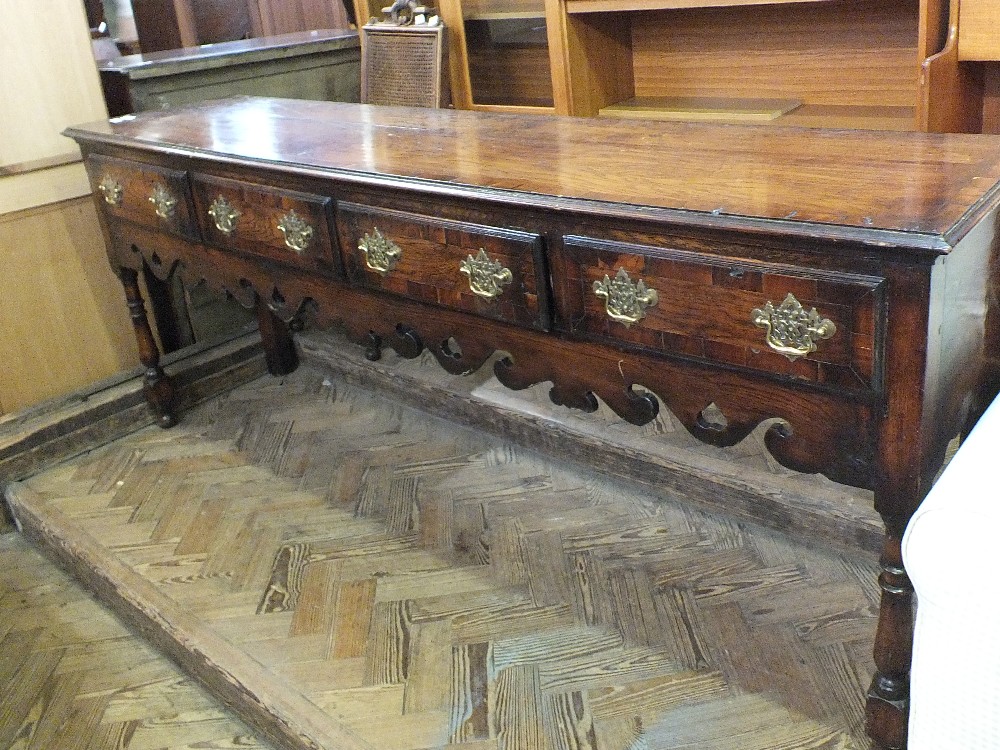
[0, 0, 138, 414]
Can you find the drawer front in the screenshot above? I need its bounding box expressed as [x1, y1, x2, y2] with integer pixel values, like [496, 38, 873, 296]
[86, 155, 198, 239]
[337, 202, 550, 330]
[556, 235, 884, 390]
[191, 174, 340, 275]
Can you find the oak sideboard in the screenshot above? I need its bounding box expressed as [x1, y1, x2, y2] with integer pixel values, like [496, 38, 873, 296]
[66, 96, 1000, 748]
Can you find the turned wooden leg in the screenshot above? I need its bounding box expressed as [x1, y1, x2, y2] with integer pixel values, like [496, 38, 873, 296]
[256, 297, 298, 376]
[364, 331, 383, 361]
[119, 266, 177, 428]
[866, 522, 912, 749]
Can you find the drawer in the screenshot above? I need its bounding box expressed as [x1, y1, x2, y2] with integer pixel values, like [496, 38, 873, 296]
[555, 235, 885, 390]
[86, 155, 198, 240]
[337, 203, 550, 330]
[191, 174, 340, 275]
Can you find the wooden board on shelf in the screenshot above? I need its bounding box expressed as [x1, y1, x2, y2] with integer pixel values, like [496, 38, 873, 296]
[599, 99, 916, 130]
[781, 104, 916, 131]
[567, 0, 833, 13]
[463, 9, 545, 18]
[600, 95, 802, 122]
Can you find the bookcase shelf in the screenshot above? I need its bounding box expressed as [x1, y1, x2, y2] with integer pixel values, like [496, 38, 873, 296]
[599, 98, 916, 131]
[433, 0, 983, 132]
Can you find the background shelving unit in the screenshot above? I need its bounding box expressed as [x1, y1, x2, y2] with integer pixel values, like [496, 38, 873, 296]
[435, 0, 988, 132]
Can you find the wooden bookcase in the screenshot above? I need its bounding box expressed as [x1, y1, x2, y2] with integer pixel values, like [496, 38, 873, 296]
[434, 0, 986, 131]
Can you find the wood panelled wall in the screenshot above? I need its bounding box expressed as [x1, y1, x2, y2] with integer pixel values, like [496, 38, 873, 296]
[0, 201, 138, 414]
[256, 0, 351, 36]
[132, 0, 351, 53]
[0, 0, 137, 416]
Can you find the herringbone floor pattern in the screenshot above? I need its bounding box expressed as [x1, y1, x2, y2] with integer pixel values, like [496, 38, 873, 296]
[0, 531, 272, 750]
[15, 365, 878, 750]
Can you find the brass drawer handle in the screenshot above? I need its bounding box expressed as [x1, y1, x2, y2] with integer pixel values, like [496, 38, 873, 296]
[360, 228, 402, 275]
[751, 292, 837, 361]
[98, 176, 123, 206]
[149, 184, 177, 219]
[460, 249, 513, 299]
[593, 268, 658, 326]
[208, 195, 240, 235]
[277, 210, 314, 253]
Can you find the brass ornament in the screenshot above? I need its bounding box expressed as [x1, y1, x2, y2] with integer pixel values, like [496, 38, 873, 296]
[460, 249, 513, 299]
[149, 183, 177, 219]
[98, 176, 124, 206]
[593, 268, 659, 326]
[208, 195, 240, 235]
[277, 210, 314, 253]
[751, 292, 837, 361]
[359, 228, 402, 275]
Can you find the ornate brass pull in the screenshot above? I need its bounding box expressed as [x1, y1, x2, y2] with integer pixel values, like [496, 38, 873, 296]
[98, 176, 123, 206]
[593, 268, 658, 326]
[460, 249, 513, 299]
[277, 210, 314, 253]
[208, 195, 240, 235]
[751, 292, 837, 361]
[149, 184, 177, 219]
[359, 228, 402, 275]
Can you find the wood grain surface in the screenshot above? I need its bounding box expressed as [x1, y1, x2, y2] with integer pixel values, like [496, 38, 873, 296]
[7, 360, 880, 750]
[0, 199, 138, 414]
[0, 531, 273, 750]
[630, 1, 920, 109]
[958, 0, 1000, 61]
[64, 96, 1000, 243]
[297, 329, 884, 554]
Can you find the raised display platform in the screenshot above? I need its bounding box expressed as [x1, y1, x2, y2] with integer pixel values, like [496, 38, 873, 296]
[5, 332, 881, 750]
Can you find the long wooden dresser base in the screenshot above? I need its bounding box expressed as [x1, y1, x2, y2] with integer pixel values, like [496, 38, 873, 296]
[66, 97, 1000, 749]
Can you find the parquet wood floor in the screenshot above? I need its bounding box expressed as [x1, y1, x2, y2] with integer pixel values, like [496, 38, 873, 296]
[297, 333, 882, 554]
[7, 363, 878, 750]
[0, 530, 272, 750]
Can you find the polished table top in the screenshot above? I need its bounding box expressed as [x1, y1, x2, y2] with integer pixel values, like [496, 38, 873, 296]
[67, 96, 1000, 251]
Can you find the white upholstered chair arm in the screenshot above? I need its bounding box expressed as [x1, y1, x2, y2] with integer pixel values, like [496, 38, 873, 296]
[902, 394, 1000, 749]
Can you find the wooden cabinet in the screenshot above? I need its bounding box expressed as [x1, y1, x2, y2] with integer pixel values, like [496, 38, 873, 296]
[66, 97, 1000, 748]
[98, 30, 361, 117]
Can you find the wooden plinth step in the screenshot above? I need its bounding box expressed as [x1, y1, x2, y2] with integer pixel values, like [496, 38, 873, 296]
[5, 345, 879, 750]
[0, 531, 276, 749]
